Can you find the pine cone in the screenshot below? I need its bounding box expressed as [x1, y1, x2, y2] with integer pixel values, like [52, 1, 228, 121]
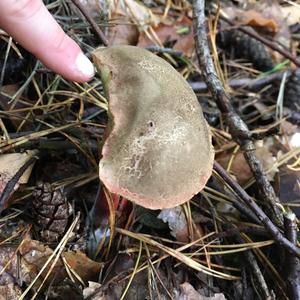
[284, 69, 300, 112]
[217, 29, 274, 72]
[32, 182, 73, 242]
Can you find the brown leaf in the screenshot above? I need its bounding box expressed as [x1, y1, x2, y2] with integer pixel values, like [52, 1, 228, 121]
[0, 235, 101, 293]
[138, 17, 194, 57]
[217, 140, 278, 185]
[280, 120, 298, 137]
[223, 1, 290, 60]
[0, 236, 61, 288]
[83, 254, 171, 299]
[63, 251, 102, 283]
[19, 236, 62, 285]
[237, 10, 278, 33]
[108, 13, 139, 46]
[217, 152, 252, 186]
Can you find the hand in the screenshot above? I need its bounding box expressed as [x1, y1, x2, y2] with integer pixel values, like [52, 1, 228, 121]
[0, 0, 95, 83]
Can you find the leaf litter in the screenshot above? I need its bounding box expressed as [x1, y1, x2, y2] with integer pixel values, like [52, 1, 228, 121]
[0, 0, 300, 299]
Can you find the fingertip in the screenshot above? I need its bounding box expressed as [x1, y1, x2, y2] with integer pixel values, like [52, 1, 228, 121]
[0, 0, 95, 83]
[36, 37, 95, 83]
[74, 52, 95, 82]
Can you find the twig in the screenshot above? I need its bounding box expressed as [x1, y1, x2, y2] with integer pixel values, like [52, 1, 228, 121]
[145, 46, 183, 57]
[213, 161, 300, 259]
[219, 14, 300, 68]
[192, 0, 283, 227]
[71, 0, 108, 46]
[190, 70, 291, 93]
[284, 212, 300, 299]
[211, 225, 268, 240]
[236, 234, 271, 299]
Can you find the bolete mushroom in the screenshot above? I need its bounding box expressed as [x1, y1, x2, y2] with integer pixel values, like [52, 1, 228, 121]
[92, 45, 214, 209]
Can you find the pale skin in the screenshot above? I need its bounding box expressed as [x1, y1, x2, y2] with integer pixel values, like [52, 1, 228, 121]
[0, 0, 95, 83]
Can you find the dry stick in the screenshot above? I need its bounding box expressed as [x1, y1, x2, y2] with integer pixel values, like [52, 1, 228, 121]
[71, 0, 108, 46]
[190, 70, 291, 93]
[235, 234, 271, 299]
[192, 0, 283, 227]
[213, 162, 300, 258]
[219, 14, 300, 68]
[284, 212, 300, 299]
[211, 225, 268, 240]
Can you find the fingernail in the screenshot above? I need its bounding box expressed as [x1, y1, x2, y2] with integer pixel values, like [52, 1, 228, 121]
[75, 52, 95, 79]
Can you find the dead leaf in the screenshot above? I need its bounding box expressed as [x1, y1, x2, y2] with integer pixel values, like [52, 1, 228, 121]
[0, 235, 101, 294]
[255, 140, 278, 181]
[236, 10, 278, 33]
[282, 5, 300, 26]
[19, 236, 62, 285]
[138, 16, 194, 57]
[108, 13, 139, 46]
[72, 0, 108, 18]
[281, 120, 298, 137]
[276, 166, 300, 210]
[109, 0, 159, 32]
[158, 207, 189, 242]
[84, 254, 171, 299]
[47, 278, 83, 300]
[0, 236, 60, 288]
[83, 281, 101, 299]
[217, 152, 252, 186]
[289, 133, 300, 149]
[277, 121, 300, 149]
[223, 1, 290, 60]
[0, 151, 37, 190]
[63, 251, 102, 282]
[179, 282, 227, 300]
[0, 272, 22, 300]
[0, 151, 37, 211]
[217, 140, 278, 185]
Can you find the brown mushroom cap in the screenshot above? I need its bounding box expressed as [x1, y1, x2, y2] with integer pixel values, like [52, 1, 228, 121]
[92, 45, 214, 209]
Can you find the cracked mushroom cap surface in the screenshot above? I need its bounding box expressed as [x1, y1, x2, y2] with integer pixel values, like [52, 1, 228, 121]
[93, 45, 214, 209]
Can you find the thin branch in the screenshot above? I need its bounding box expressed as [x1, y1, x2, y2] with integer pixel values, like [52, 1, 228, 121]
[190, 70, 291, 93]
[145, 46, 183, 57]
[236, 234, 271, 299]
[71, 0, 108, 46]
[213, 161, 300, 259]
[284, 212, 300, 299]
[192, 0, 283, 227]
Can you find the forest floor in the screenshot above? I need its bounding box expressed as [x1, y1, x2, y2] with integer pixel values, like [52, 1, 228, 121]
[0, 0, 300, 299]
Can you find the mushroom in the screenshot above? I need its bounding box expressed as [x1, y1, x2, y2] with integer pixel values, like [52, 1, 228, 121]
[92, 45, 214, 209]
